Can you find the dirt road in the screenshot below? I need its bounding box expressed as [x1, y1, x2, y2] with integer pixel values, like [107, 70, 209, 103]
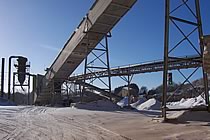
[0, 106, 210, 140]
[0, 106, 128, 140]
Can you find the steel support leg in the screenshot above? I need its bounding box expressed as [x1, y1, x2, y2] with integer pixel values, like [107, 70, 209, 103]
[83, 34, 112, 100]
[162, 0, 170, 121]
[1, 58, 5, 97]
[105, 36, 112, 100]
[195, 0, 209, 106]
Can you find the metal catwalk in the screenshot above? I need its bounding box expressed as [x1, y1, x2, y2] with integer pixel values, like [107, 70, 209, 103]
[69, 55, 202, 81]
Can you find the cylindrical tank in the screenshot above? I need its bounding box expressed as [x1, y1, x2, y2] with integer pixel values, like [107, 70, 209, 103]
[17, 57, 28, 86]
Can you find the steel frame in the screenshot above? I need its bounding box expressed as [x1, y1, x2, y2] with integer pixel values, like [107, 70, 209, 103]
[162, 0, 209, 120]
[50, 79, 63, 105]
[69, 55, 202, 81]
[12, 72, 31, 104]
[61, 81, 81, 98]
[119, 74, 134, 105]
[82, 17, 112, 101]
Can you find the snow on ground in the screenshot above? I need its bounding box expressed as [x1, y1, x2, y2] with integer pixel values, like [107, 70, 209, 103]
[117, 97, 128, 108]
[193, 94, 206, 106]
[136, 98, 161, 110]
[53, 106, 210, 140]
[0, 102, 210, 139]
[130, 97, 146, 108]
[0, 106, 128, 140]
[0, 94, 209, 139]
[167, 94, 206, 109]
[118, 93, 207, 111]
[117, 97, 161, 111]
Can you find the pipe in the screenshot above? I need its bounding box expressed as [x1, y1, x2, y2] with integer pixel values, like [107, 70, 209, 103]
[1, 58, 5, 97]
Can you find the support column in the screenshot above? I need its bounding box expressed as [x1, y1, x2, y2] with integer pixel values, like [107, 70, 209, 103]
[127, 74, 130, 105]
[28, 74, 30, 105]
[1, 58, 5, 97]
[195, 0, 209, 106]
[83, 34, 112, 100]
[12, 73, 15, 102]
[162, 0, 170, 121]
[105, 36, 112, 100]
[162, 0, 208, 119]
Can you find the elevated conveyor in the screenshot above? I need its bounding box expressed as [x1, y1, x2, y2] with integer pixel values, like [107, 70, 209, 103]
[37, 0, 137, 104]
[69, 55, 202, 81]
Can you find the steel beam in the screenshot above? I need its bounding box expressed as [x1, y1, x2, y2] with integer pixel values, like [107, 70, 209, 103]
[163, 0, 170, 120]
[69, 56, 202, 81]
[1, 58, 5, 97]
[195, 0, 209, 106]
[83, 35, 112, 100]
[43, 0, 137, 87]
[162, 0, 208, 120]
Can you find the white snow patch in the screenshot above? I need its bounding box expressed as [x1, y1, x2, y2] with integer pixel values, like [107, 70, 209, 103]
[167, 94, 206, 109]
[0, 106, 128, 140]
[117, 97, 128, 108]
[193, 94, 206, 106]
[130, 97, 147, 108]
[180, 98, 186, 103]
[136, 98, 161, 110]
[179, 98, 196, 108]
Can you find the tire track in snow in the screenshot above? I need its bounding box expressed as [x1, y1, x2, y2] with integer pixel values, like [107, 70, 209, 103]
[0, 106, 128, 140]
[50, 113, 130, 140]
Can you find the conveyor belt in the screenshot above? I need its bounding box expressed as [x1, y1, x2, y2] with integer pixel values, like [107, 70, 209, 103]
[44, 0, 137, 86]
[69, 56, 202, 81]
[36, 0, 137, 104]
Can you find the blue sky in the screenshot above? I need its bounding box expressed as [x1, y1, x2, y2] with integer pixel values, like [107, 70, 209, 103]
[0, 0, 210, 90]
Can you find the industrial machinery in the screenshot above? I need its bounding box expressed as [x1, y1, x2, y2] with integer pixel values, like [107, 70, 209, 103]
[6, 56, 35, 104]
[35, 0, 137, 105]
[34, 0, 209, 121]
[15, 57, 28, 86]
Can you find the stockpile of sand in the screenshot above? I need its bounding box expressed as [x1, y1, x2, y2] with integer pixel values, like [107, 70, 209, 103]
[117, 97, 161, 110]
[136, 98, 161, 110]
[117, 97, 128, 108]
[130, 97, 146, 108]
[192, 94, 206, 106]
[167, 94, 206, 108]
[73, 100, 120, 111]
